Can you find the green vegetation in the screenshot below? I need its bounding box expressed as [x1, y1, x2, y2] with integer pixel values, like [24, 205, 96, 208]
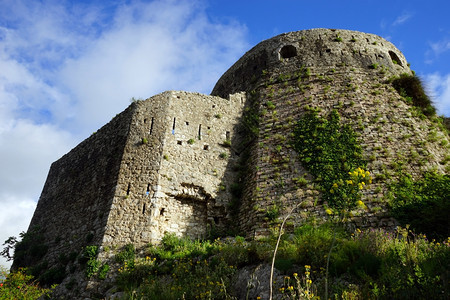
[219, 152, 228, 159]
[0, 267, 52, 300]
[82, 246, 100, 278]
[223, 139, 231, 147]
[292, 110, 370, 210]
[141, 137, 148, 144]
[187, 138, 195, 145]
[390, 73, 436, 116]
[110, 223, 448, 299]
[389, 172, 450, 240]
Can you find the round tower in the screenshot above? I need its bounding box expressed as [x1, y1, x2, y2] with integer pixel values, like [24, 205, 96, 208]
[211, 29, 449, 237]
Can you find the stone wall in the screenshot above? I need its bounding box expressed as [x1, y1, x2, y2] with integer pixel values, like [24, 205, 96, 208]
[102, 91, 245, 248]
[21, 104, 135, 267]
[212, 29, 450, 237]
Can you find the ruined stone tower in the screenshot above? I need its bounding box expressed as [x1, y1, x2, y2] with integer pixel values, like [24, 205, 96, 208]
[19, 29, 449, 293]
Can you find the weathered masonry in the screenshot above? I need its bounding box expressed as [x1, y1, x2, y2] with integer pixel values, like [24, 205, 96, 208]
[28, 91, 245, 267]
[21, 29, 449, 297]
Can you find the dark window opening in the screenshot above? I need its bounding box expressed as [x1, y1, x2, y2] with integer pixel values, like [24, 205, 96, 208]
[126, 183, 131, 196]
[226, 131, 231, 141]
[146, 184, 150, 195]
[280, 45, 297, 59]
[212, 105, 216, 108]
[149, 117, 154, 134]
[160, 208, 165, 216]
[213, 216, 219, 224]
[203, 145, 209, 150]
[185, 121, 189, 126]
[198, 124, 202, 140]
[326, 49, 331, 53]
[207, 126, 211, 130]
[388, 51, 403, 66]
[143, 204, 146, 214]
[172, 118, 176, 130]
[144, 118, 147, 123]
[177, 140, 182, 145]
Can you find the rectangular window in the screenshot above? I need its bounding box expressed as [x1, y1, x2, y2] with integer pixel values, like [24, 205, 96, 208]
[149, 117, 154, 134]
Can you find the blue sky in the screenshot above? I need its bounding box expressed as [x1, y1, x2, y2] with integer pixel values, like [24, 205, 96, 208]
[0, 0, 449, 268]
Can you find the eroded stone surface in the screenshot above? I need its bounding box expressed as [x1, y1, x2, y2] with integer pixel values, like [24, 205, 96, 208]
[21, 29, 449, 298]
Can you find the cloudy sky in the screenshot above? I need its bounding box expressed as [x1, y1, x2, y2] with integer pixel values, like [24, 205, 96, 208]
[1, 0, 449, 268]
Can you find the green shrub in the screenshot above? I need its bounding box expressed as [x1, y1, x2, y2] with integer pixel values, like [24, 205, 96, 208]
[0, 267, 52, 299]
[389, 172, 450, 240]
[12, 227, 48, 268]
[391, 73, 436, 116]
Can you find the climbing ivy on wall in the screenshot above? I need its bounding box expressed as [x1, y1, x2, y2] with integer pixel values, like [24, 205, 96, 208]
[293, 110, 371, 210]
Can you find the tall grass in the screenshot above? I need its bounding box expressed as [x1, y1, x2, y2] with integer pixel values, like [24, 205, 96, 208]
[113, 224, 449, 299]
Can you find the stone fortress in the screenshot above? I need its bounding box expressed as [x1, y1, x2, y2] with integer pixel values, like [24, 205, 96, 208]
[20, 29, 449, 294]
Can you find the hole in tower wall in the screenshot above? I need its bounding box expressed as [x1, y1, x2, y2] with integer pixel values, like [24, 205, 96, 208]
[226, 131, 231, 141]
[388, 51, 403, 66]
[160, 208, 165, 216]
[146, 184, 150, 195]
[143, 204, 146, 214]
[198, 124, 202, 140]
[279, 45, 297, 59]
[173, 118, 176, 130]
[203, 145, 209, 150]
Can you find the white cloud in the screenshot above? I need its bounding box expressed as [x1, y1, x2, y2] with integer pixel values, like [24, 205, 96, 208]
[424, 73, 450, 116]
[392, 12, 414, 26]
[0, 196, 37, 269]
[428, 38, 450, 59]
[57, 0, 248, 132]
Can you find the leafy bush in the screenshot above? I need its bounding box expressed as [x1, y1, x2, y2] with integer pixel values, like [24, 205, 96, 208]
[389, 172, 450, 240]
[12, 227, 48, 268]
[391, 73, 436, 116]
[0, 267, 52, 299]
